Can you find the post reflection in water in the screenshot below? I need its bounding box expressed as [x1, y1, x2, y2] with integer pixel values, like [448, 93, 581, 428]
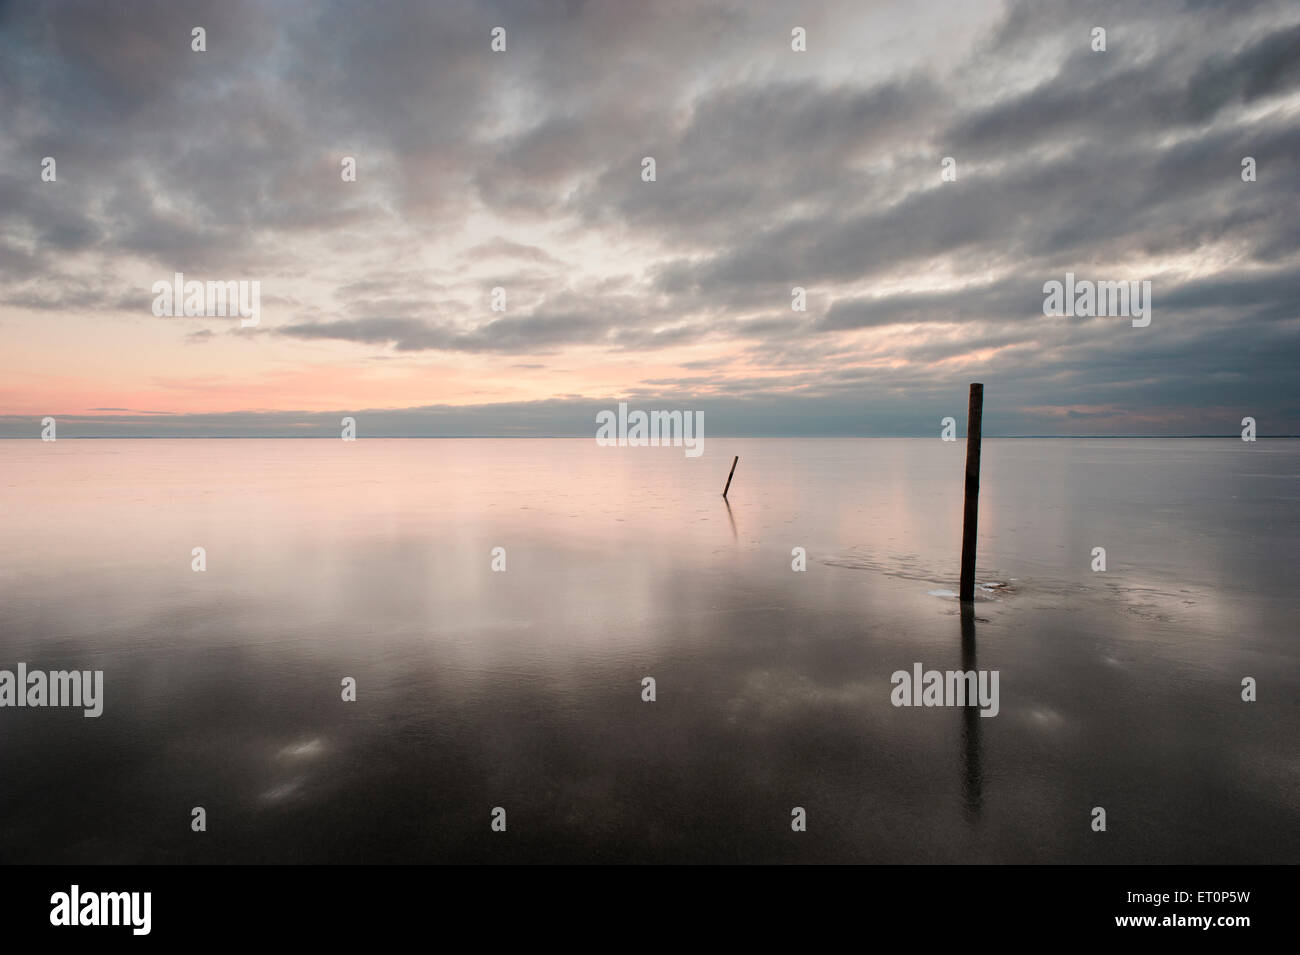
[960, 602, 983, 823]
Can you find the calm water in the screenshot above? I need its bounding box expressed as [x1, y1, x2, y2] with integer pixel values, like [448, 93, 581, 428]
[0, 438, 1297, 863]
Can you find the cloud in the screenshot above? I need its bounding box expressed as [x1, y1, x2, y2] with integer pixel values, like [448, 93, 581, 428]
[0, 0, 1297, 434]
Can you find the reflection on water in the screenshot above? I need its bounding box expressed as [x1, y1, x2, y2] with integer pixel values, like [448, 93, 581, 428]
[0, 438, 1297, 862]
[960, 603, 982, 824]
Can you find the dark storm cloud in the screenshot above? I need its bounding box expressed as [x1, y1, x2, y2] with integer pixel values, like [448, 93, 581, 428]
[818, 277, 1038, 330]
[570, 76, 945, 248]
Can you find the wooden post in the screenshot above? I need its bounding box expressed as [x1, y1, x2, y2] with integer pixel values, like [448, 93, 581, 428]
[959, 383, 983, 603]
[722, 455, 739, 499]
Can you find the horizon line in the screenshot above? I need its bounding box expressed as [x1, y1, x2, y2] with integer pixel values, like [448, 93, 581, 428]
[2, 434, 1294, 441]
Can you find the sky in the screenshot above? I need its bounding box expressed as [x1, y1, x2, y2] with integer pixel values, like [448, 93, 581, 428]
[1, 0, 1298, 437]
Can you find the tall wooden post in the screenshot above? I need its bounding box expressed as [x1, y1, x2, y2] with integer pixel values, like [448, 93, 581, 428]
[959, 383, 984, 603]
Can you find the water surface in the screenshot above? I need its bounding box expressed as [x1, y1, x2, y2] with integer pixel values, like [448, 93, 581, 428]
[0, 438, 1296, 863]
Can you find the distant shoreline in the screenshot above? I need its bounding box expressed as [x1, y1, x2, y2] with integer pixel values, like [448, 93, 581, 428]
[1, 435, 1295, 440]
